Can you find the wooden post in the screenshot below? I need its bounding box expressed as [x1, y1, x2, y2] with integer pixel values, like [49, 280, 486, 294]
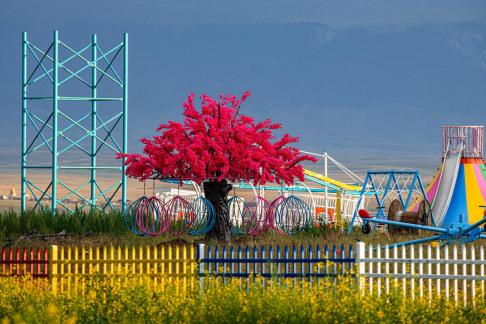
[49, 245, 58, 294]
[471, 245, 475, 306]
[110, 246, 115, 274]
[336, 191, 342, 227]
[402, 245, 406, 297]
[183, 245, 188, 292]
[198, 244, 205, 290]
[427, 245, 432, 301]
[480, 246, 484, 299]
[368, 244, 373, 295]
[190, 245, 196, 291]
[418, 245, 423, 299]
[138, 245, 143, 285]
[356, 242, 366, 295]
[74, 246, 78, 295]
[261, 246, 265, 289]
[462, 245, 467, 306]
[453, 245, 458, 305]
[153, 245, 158, 288]
[308, 245, 312, 288]
[445, 245, 450, 300]
[393, 246, 398, 290]
[94, 246, 98, 274]
[145, 245, 150, 287]
[117, 246, 122, 289]
[377, 245, 381, 297]
[292, 245, 297, 288]
[385, 246, 390, 294]
[436, 245, 441, 297]
[411, 245, 415, 300]
[223, 246, 228, 286]
[103, 246, 108, 275]
[231, 246, 236, 283]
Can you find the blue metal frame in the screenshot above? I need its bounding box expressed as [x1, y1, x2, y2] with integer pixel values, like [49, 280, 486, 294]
[347, 170, 429, 234]
[21, 31, 128, 214]
[350, 172, 486, 247]
[361, 215, 486, 248]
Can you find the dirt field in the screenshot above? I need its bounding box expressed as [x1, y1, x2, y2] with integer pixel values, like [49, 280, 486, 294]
[0, 168, 434, 213]
[0, 171, 271, 212]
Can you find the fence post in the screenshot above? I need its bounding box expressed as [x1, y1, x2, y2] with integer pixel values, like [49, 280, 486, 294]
[356, 242, 366, 295]
[471, 245, 475, 306]
[49, 245, 58, 294]
[480, 246, 484, 299]
[198, 244, 205, 290]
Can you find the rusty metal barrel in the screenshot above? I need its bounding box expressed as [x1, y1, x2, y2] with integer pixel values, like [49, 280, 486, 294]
[387, 199, 432, 234]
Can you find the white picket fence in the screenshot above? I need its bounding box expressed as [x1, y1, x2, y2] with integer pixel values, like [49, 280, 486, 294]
[356, 242, 486, 305]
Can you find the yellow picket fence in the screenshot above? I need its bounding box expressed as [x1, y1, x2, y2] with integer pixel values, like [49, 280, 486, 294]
[48, 244, 197, 294]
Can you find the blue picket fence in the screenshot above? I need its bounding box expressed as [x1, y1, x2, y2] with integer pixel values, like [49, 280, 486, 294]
[198, 244, 355, 279]
[195, 242, 485, 304]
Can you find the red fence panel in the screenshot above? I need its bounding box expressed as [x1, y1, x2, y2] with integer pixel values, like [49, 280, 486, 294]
[0, 247, 49, 278]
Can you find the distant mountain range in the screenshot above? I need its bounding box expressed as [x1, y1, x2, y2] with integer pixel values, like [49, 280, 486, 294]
[1, 22, 485, 177]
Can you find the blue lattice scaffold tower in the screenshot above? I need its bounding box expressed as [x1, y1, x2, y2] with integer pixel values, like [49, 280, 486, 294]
[21, 31, 128, 214]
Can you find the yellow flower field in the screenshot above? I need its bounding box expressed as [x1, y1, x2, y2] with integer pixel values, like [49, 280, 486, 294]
[0, 275, 484, 323]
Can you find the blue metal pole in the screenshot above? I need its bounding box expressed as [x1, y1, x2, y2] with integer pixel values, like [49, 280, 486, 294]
[416, 172, 435, 226]
[390, 172, 405, 207]
[121, 33, 128, 213]
[378, 173, 394, 219]
[463, 217, 486, 234]
[52, 30, 59, 214]
[416, 171, 428, 198]
[364, 217, 448, 233]
[402, 173, 417, 210]
[90, 34, 97, 212]
[21, 32, 27, 212]
[347, 172, 369, 234]
[386, 235, 442, 249]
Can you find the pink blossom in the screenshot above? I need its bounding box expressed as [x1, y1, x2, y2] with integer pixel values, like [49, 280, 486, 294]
[118, 92, 317, 185]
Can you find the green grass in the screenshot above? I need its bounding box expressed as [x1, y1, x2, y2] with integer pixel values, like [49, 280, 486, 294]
[1, 209, 485, 249]
[0, 209, 127, 238]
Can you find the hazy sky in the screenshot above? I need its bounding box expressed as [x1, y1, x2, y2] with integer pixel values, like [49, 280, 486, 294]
[2, 1, 486, 28]
[0, 1, 485, 178]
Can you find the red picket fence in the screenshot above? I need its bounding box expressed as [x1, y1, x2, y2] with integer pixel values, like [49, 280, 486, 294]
[0, 247, 49, 278]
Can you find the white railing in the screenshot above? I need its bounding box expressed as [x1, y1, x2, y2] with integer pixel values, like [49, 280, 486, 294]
[293, 192, 364, 224]
[442, 125, 483, 158]
[356, 242, 486, 305]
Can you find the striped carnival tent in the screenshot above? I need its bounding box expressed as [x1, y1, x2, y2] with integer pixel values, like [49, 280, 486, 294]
[420, 126, 486, 227]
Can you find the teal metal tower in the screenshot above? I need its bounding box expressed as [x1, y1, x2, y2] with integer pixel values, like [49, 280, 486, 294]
[21, 31, 128, 214]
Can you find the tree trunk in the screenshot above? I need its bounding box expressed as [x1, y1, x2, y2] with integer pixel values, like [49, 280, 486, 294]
[203, 180, 233, 241]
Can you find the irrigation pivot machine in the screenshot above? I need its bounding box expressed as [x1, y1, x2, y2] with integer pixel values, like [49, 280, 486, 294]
[21, 31, 128, 214]
[352, 126, 486, 247]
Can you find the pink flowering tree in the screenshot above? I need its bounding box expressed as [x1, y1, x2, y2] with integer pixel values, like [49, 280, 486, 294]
[118, 92, 316, 240]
